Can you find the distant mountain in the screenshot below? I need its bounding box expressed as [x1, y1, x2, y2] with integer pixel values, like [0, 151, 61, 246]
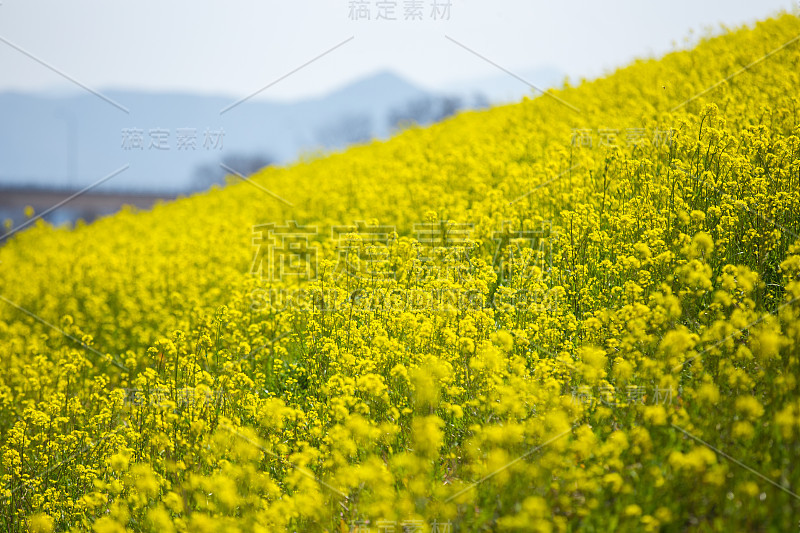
[0, 68, 561, 193]
[321, 71, 432, 113]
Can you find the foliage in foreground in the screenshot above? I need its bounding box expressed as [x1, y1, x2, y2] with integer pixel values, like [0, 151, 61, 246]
[2, 14, 800, 532]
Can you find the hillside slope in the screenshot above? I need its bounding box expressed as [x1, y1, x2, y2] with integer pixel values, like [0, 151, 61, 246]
[1, 14, 800, 532]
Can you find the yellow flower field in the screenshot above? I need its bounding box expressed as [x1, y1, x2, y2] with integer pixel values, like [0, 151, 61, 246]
[2, 13, 800, 532]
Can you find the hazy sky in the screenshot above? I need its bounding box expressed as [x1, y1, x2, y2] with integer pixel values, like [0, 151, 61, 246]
[0, 0, 797, 102]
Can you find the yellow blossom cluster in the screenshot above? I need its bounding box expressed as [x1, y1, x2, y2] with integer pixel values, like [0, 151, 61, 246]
[2, 13, 800, 532]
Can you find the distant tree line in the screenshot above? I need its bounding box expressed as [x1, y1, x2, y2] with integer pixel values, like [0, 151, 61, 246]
[191, 154, 274, 191]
